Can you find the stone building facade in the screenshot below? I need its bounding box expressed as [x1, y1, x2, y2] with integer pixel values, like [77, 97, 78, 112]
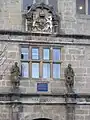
[0, 0, 90, 120]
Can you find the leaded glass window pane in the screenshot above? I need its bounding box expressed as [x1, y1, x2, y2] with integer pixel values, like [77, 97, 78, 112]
[21, 47, 29, 60]
[53, 64, 60, 79]
[43, 48, 50, 60]
[43, 63, 50, 78]
[21, 62, 29, 78]
[32, 63, 39, 78]
[32, 48, 39, 60]
[53, 48, 60, 61]
[76, 0, 85, 14]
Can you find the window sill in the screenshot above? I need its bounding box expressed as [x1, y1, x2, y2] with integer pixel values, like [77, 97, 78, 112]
[76, 14, 90, 20]
[20, 78, 64, 81]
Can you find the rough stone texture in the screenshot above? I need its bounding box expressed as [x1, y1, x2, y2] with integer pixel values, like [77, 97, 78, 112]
[0, 0, 90, 120]
[0, 34, 90, 120]
[1, 0, 90, 34]
[20, 105, 66, 120]
[0, 0, 22, 30]
[0, 105, 10, 120]
[0, 35, 90, 94]
[75, 105, 90, 120]
[58, 0, 90, 35]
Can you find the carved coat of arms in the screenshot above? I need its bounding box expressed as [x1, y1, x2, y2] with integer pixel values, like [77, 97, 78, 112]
[33, 10, 52, 32]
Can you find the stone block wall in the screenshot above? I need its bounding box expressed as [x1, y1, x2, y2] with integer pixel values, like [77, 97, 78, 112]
[58, 0, 90, 35]
[20, 105, 66, 120]
[0, 42, 20, 92]
[0, 35, 90, 94]
[0, 34, 90, 120]
[63, 45, 90, 93]
[0, 0, 22, 30]
[0, 0, 90, 35]
[75, 105, 90, 120]
[0, 104, 10, 120]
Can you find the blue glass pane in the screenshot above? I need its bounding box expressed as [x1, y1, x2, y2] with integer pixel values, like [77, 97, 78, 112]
[53, 64, 60, 79]
[21, 47, 29, 60]
[88, 0, 90, 14]
[43, 48, 49, 60]
[32, 63, 39, 78]
[32, 48, 39, 60]
[43, 63, 50, 78]
[76, 0, 85, 14]
[21, 62, 29, 78]
[53, 49, 60, 61]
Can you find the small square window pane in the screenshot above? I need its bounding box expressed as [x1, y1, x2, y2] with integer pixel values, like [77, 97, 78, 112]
[53, 48, 60, 61]
[43, 48, 50, 60]
[53, 64, 60, 79]
[21, 62, 29, 78]
[76, 0, 85, 14]
[21, 47, 29, 60]
[32, 63, 39, 78]
[32, 48, 39, 60]
[43, 63, 50, 78]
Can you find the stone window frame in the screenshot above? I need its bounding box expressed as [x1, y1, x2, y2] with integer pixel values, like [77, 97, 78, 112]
[20, 44, 62, 80]
[76, 0, 90, 15]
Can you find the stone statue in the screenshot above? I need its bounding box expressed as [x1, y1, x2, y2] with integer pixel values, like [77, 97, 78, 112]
[10, 62, 20, 87]
[64, 64, 75, 93]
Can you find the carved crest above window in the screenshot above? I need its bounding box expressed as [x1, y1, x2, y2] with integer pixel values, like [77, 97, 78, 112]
[24, 3, 59, 33]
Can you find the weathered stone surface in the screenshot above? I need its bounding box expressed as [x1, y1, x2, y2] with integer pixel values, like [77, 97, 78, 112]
[21, 105, 66, 120]
[0, 0, 90, 119]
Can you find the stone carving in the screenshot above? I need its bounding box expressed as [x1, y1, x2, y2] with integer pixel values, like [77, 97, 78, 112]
[64, 64, 75, 93]
[10, 62, 20, 87]
[33, 10, 52, 32]
[25, 3, 59, 33]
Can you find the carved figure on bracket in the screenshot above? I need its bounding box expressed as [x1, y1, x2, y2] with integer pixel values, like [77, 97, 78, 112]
[64, 64, 75, 93]
[10, 62, 20, 88]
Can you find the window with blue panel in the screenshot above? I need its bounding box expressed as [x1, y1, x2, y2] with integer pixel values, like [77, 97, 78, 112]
[21, 47, 29, 60]
[76, 0, 85, 14]
[20, 46, 61, 80]
[43, 63, 50, 78]
[43, 48, 50, 60]
[53, 64, 60, 79]
[21, 62, 29, 78]
[32, 48, 39, 60]
[32, 63, 39, 78]
[53, 48, 61, 61]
